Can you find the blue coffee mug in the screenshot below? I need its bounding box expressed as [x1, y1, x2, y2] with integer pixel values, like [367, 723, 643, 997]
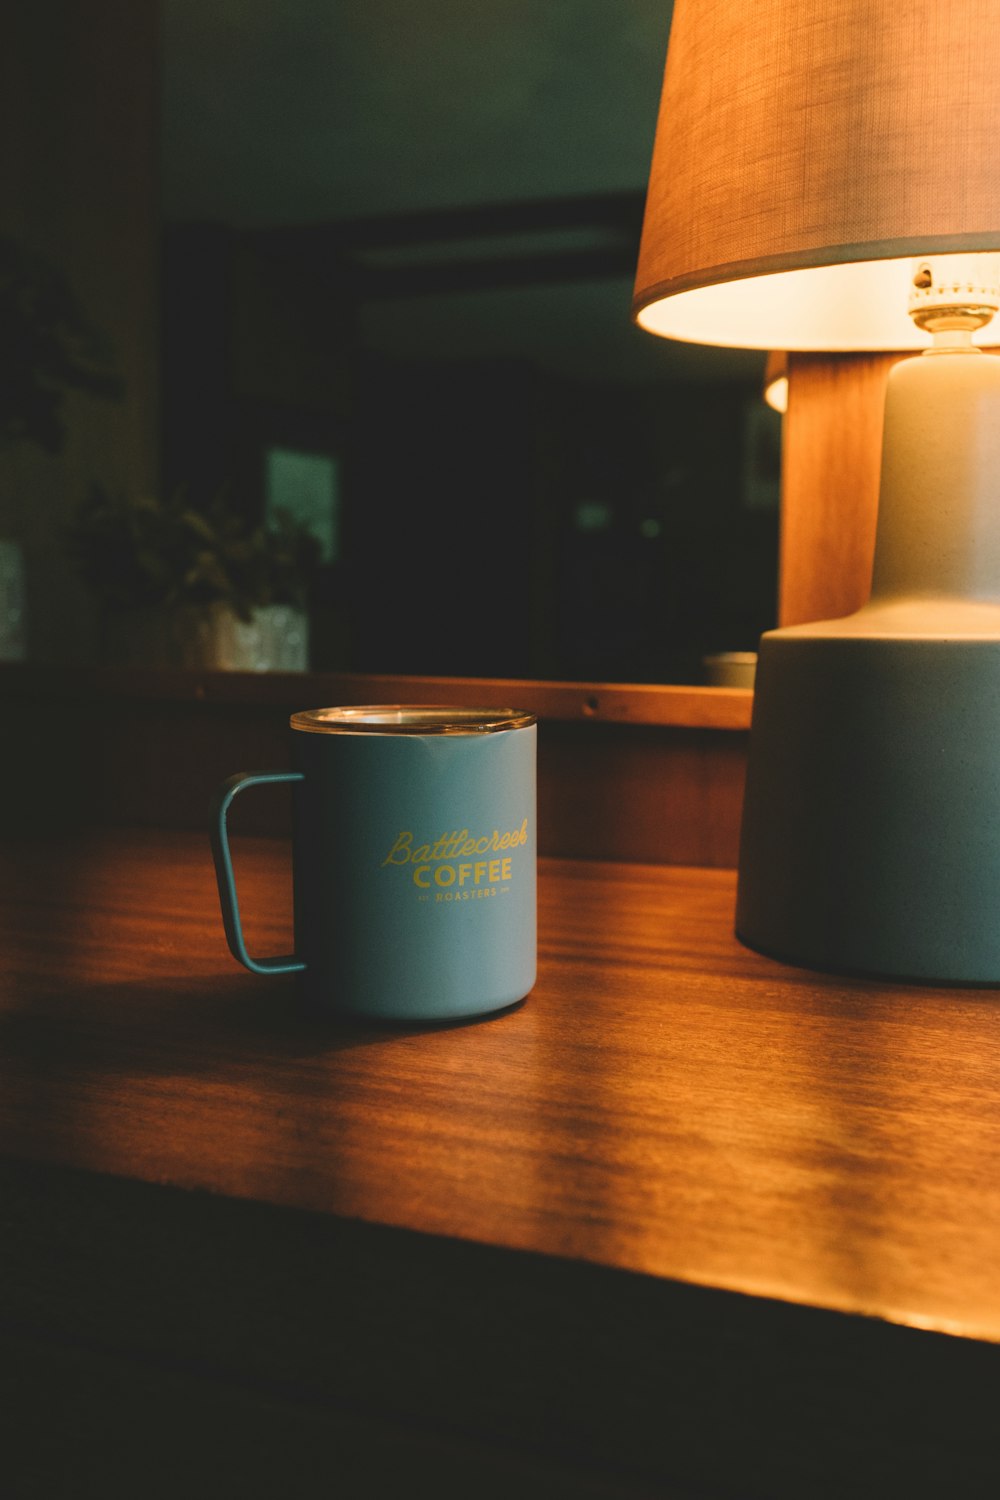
[211, 705, 537, 1021]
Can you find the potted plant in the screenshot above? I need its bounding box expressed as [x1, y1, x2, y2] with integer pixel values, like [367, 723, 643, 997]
[69, 485, 322, 670]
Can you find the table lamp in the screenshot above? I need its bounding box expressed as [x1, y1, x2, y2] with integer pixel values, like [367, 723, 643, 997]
[633, 0, 1000, 982]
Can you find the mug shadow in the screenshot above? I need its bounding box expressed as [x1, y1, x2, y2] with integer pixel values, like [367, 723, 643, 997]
[0, 968, 527, 1082]
[0, 968, 529, 1202]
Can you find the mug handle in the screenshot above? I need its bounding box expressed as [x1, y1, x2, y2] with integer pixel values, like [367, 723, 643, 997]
[210, 771, 306, 975]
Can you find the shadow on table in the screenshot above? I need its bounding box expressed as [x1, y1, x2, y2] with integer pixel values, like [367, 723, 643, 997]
[0, 967, 527, 1081]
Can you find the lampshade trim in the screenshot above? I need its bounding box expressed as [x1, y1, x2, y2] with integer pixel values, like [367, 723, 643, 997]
[632, 232, 1000, 327]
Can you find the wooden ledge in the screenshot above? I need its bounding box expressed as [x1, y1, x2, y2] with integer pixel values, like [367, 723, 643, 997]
[0, 663, 754, 731]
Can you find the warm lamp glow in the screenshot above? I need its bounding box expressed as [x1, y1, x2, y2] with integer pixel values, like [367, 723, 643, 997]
[636, 255, 1000, 351]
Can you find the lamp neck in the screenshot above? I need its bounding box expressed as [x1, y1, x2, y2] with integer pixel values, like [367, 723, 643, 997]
[867, 340, 1000, 610]
[924, 327, 983, 355]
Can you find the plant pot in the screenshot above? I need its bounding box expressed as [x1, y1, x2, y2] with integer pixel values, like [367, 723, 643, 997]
[102, 602, 309, 671]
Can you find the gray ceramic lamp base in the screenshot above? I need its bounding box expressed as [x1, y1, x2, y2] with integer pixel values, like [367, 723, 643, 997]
[736, 629, 1000, 984]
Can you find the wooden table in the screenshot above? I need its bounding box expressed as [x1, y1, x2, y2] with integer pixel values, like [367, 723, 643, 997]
[1, 828, 998, 1497]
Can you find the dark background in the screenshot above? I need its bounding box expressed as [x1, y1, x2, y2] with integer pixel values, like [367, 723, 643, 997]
[2, 1, 780, 681]
[158, 0, 780, 683]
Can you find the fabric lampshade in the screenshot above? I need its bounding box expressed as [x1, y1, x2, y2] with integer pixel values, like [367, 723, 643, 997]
[632, 0, 1000, 350]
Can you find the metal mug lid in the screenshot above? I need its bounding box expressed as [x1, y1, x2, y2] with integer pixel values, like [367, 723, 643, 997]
[289, 705, 536, 735]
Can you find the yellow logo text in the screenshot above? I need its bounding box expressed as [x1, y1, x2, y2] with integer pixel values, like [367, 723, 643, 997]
[414, 858, 512, 889]
[382, 820, 528, 868]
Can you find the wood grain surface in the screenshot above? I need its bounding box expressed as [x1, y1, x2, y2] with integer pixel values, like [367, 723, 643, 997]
[2, 827, 999, 1344]
[3, 828, 1000, 1497]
